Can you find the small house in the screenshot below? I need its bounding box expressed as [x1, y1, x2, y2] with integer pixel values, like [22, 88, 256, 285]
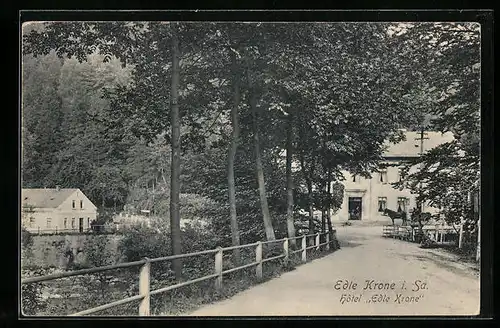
[21, 187, 97, 234]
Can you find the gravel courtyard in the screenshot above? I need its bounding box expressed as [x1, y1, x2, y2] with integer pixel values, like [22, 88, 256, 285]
[183, 225, 480, 317]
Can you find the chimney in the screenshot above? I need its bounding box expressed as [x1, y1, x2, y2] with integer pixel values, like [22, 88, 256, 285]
[56, 185, 60, 191]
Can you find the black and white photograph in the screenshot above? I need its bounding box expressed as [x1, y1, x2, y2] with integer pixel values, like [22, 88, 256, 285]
[20, 13, 486, 317]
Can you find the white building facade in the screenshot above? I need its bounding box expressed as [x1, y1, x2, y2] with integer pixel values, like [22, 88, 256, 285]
[330, 130, 454, 223]
[21, 188, 98, 233]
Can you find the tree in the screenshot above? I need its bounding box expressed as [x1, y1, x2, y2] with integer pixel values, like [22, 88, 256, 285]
[23, 22, 225, 278]
[285, 109, 296, 246]
[169, 23, 183, 278]
[272, 23, 413, 234]
[247, 74, 276, 241]
[392, 23, 480, 239]
[22, 51, 64, 188]
[226, 48, 243, 262]
[23, 22, 466, 268]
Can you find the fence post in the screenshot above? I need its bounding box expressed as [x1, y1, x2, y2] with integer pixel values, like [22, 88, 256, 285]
[55, 226, 58, 234]
[315, 233, 320, 251]
[326, 232, 330, 251]
[434, 224, 438, 241]
[214, 247, 223, 291]
[283, 238, 289, 265]
[255, 242, 263, 280]
[301, 235, 307, 263]
[138, 257, 151, 316]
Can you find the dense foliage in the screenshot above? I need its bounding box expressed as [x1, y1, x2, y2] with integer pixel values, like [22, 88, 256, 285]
[392, 23, 480, 234]
[22, 22, 480, 275]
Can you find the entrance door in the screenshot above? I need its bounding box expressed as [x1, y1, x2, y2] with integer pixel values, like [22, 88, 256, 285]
[348, 197, 362, 220]
[79, 218, 84, 233]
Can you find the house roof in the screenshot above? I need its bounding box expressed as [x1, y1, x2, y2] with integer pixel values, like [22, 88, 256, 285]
[21, 188, 80, 208]
[382, 130, 455, 158]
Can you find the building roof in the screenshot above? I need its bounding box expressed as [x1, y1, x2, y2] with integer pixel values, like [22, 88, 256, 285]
[21, 188, 80, 208]
[382, 130, 454, 158]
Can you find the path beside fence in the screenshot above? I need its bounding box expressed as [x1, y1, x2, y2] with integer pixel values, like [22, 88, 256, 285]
[185, 226, 480, 316]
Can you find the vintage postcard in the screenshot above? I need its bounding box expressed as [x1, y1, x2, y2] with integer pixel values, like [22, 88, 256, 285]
[20, 12, 486, 318]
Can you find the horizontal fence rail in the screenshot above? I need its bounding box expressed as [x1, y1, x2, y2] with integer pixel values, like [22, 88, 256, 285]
[260, 238, 286, 245]
[382, 224, 458, 243]
[22, 259, 147, 284]
[26, 225, 116, 235]
[22, 230, 337, 317]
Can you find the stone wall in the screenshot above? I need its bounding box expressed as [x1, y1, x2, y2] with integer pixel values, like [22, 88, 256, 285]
[21, 233, 123, 269]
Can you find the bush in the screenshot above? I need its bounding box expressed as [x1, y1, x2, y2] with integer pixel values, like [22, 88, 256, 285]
[21, 282, 46, 315]
[45, 236, 132, 316]
[118, 225, 172, 262]
[21, 227, 33, 249]
[83, 235, 114, 267]
[21, 268, 48, 316]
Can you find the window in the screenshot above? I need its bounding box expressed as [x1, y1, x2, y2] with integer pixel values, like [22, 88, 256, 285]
[397, 197, 409, 213]
[46, 218, 52, 228]
[64, 218, 67, 229]
[352, 174, 356, 182]
[378, 197, 387, 212]
[71, 218, 75, 229]
[379, 169, 388, 183]
[87, 218, 90, 227]
[72, 200, 76, 209]
[29, 217, 35, 228]
[80, 200, 83, 209]
[397, 168, 404, 182]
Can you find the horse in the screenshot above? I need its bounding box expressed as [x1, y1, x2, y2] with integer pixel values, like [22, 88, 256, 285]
[383, 208, 407, 226]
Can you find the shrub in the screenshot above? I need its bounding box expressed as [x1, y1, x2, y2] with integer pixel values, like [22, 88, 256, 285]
[21, 268, 48, 316]
[21, 283, 47, 315]
[83, 235, 114, 267]
[118, 225, 172, 262]
[21, 227, 33, 249]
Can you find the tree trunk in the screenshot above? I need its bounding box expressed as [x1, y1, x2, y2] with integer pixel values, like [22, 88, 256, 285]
[285, 112, 296, 247]
[321, 209, 326, 233]
[326, 170, 334, 236]
[321, 180, 326, 233]
[299, 152, 315, 244]
[307, 180, 314, 244]
[169, 23, 182, 280]
[458, 218, 464, 249]
[152, 180, 155, 215]
[248, 85, 275, 241]
[227, 52, 241, 263]
[161, 168, 168, 189]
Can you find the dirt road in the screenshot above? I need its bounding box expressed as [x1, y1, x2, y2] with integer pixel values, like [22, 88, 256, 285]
[185, 225, 480, 317]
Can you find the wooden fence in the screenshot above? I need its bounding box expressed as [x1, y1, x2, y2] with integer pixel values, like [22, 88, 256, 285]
[382, 224, 457, 245]
[27, 225, 115, 235]
[21, 230, 336, 316]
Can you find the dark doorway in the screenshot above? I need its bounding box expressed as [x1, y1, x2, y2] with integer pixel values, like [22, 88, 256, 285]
[348, 197, 362, 220]
[79, 218, 84, 233]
